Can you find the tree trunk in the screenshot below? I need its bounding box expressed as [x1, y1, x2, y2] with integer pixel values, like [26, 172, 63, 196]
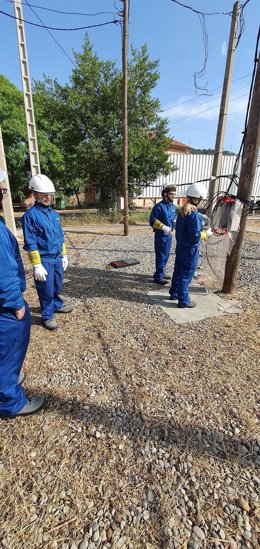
[74, 187, 82, 207]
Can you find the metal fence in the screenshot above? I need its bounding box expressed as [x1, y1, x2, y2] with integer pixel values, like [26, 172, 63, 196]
[138, 154, 260, 199]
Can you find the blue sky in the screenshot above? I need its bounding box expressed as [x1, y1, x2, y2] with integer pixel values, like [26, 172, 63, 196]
[0, 0, 259, 152]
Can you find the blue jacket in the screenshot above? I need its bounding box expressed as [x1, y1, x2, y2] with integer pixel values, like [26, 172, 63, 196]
[0, 220, 26, 310]
[22, 202, 64, 261]
[175, 209, 203, 250]
[149, 200, 176, 232]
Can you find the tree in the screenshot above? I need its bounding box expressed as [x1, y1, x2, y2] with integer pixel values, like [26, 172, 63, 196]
[0, 75, 29, 198]
[0, 74, 67, 199]
[1, 37, 174, 205]
[33, 36, 174, 206]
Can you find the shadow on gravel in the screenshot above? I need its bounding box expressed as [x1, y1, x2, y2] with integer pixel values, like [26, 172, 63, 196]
[63, 266, 163, 304]
[37, 389, 260, 470]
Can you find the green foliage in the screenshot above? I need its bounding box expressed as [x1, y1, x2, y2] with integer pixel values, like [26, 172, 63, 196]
[191, 148, 234, 155]
[1, 35, 174, 202]
[0, 75, 29, 197]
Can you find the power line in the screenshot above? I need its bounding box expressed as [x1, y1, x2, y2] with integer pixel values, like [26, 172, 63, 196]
[7, 0, 115, 17]
[163, 83, 250, 118]
[193, 12, 209, 95]
[24, 0, 76, 67]
[0, 9, 120, 30]
[171, 92, 249, 124]
[162, 74, 252, 112]
[169, 0, 232, 17]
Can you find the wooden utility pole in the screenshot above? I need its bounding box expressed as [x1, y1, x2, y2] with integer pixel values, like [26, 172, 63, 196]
[14, 0, 40, 176]
[122, 0, 129, 236]
[208, 1, 240, 211]
[222, 56, 260, 293]
[0, 127, 17, 236]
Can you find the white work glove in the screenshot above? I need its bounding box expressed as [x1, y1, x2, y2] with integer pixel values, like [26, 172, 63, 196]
[206, 228, 213, 237]
[162, 225, 172, 236]
[33, 264, 48, 281]
[62, 255, 68, 271]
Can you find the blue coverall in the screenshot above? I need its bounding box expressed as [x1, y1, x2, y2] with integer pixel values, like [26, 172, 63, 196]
[0, 220, 30, 416]
[149, 200, 175, 281]
[169, 209, 203, 305]
[22, 203, 65, 321]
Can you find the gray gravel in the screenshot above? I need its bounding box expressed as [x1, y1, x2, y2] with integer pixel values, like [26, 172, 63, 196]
[0, 230, 259, 549]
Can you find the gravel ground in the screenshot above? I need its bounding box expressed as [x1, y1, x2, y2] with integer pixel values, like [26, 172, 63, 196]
[0, 229, 259, 549]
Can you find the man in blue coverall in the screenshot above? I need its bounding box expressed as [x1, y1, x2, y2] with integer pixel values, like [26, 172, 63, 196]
[169, 182, 212, 308]
[0, 181, 44, 417]
[22, 174, 73, 331]
[149, 183, 176, 284]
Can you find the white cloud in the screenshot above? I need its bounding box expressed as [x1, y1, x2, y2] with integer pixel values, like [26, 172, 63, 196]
[221, 41, 227, 56]
[228, 96, 248, 117]
[162, 97, 220, 121]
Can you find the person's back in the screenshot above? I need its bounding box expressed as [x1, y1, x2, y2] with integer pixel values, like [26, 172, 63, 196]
[169, 183, 210, 308]
[175, 204, 202, 251]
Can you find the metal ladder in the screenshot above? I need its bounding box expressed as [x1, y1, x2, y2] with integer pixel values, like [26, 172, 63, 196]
[14, 0, 41, 176]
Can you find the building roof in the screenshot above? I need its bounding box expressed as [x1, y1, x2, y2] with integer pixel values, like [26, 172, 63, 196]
[168, 139, 192, 152]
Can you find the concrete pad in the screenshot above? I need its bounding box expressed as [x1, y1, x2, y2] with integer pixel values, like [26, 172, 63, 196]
[148, 284, 227, 324]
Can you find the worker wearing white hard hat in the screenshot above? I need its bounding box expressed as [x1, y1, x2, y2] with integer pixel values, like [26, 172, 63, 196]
[169, 182, 212, 308]
[149, 182, 176, 284]
[22, 174, 73, 330]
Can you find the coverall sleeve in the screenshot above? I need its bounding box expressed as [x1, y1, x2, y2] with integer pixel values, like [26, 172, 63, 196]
[14, 239, 26, 293]
[0, 232, 25, 310]
[186, 212, 203, 246]
[149, 203, 163, 229]
[22, 213, 39, 252]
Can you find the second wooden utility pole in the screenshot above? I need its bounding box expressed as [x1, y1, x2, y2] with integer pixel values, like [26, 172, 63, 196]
[122, 0, 129, 236]
[208, 1, 240, 211]
[222, 56, 260, 294]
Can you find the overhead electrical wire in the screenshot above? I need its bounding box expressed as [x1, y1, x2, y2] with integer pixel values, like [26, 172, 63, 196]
[0, 9, 120, 30]
[162, 73, 252, 112]
[168, 92, 249, 124]
[169, 0, 251, 96]
[193, 13, 210, 95]
[168, 0, 232, 17]
[7, 0, 115, 17]
[24, 0, 76, 67]
[163, 84, 250, 118]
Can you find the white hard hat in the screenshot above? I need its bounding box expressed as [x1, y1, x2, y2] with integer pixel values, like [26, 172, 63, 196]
[29, 174, 55, 193]
[161, 182, 176, 193]
[186, 182, 208, 200]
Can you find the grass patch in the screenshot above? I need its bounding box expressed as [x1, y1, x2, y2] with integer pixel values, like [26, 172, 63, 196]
[61, 209, 151, 226]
